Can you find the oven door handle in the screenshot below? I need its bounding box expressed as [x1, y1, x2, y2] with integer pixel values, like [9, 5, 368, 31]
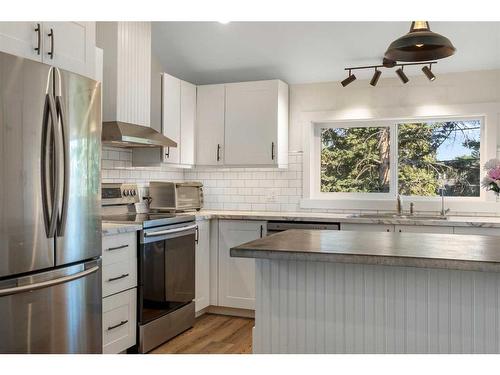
[144, 224, 198, 238]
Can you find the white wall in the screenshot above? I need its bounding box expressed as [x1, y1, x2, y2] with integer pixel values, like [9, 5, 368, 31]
[289, 69, 500, 151]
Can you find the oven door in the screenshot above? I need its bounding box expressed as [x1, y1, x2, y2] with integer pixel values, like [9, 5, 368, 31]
[139, 222, 196, 324]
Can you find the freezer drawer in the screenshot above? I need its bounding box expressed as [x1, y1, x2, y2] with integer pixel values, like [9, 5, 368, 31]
[0, 260, 102, 353]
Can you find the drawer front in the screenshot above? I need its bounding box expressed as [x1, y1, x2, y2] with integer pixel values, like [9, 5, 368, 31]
[102, 232, 136, 266]
[103, 288, 137, 354]
[103, 259, 137, 297]
[102, 232, 137, 297]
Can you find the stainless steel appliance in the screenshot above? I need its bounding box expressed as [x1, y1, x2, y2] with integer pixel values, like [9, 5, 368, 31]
[0, 52, 102, 353]
[149, 181, 203, 212]
[267, 221, 340, 235]
[102, 121, 177, 148]
[102, 183, 196, 353]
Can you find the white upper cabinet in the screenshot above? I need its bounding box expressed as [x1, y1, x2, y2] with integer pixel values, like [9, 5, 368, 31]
[0, 22, 95, 78]
[162, 73, 181, 164]
[180, 80, 196, 166]
[196, 84, 225, 166]
[97, 22, 151, 126]
[41, 22, 95, 78]
[0, 22, 42, 62]
[224, 80, 288, 167]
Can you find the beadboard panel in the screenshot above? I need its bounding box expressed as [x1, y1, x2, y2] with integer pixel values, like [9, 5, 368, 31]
[116, 22, 151, 126]
[97, 22, 151, 126]
[254, 259, 500, 353]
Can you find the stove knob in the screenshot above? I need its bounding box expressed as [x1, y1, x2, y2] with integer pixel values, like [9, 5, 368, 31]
[131, 189, 136, 196]
[123, 190, 129, 196]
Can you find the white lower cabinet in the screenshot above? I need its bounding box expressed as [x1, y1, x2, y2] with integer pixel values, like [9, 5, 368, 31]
[102, 231, 138, 353]
[195, 220, 210, 312]
[395, 225, 454, 234]
[218, 220, 266, 310]
[102, 288, 137, 354]
[341, 223, 394, 232]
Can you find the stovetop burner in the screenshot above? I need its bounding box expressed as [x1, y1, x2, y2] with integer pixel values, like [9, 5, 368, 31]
[102, 212, 196, 228]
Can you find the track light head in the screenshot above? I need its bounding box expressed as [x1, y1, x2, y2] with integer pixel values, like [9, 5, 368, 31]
[341, 71, 356, 87]
[370, 69, 382, 87]
[395, 67, 409, 84]
[422, 65, 436, 81]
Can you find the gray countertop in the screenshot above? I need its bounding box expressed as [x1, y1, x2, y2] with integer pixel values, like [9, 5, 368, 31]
[231, 229, 500, 272]
[195, 210, 500, 228]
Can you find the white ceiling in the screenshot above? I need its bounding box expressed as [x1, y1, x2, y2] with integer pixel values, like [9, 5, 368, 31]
[152, 22, 500, 85]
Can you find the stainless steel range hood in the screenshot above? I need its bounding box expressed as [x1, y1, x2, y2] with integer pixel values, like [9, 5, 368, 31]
[102, 121, 177, 148]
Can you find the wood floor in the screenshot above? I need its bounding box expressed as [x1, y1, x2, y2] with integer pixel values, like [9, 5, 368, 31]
[151, 313, 254, 354]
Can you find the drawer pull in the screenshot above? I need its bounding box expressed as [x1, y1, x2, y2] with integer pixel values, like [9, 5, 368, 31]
[107, 320, 128, 331]
[106, 244, 129, 252]
[107, 273, 129, 282]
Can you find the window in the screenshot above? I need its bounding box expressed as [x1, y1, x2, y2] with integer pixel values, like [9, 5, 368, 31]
[398, 120, 480, 197]
[321, 126, 391, 193]
[319, 118, 481, 198]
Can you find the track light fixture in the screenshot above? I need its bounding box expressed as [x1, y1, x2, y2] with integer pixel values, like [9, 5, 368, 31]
[370, 68, 382, 87]
[341, 69, 357, 87]
[395, 67, 409, 84]
[422, 64, 436, 81]
[342, 61, 437, 87]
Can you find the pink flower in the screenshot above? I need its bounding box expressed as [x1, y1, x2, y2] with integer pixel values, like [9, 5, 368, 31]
[488, 167, 500, 180]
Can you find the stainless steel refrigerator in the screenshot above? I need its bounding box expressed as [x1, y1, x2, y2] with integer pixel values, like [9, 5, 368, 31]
[0, 51, 102, 353]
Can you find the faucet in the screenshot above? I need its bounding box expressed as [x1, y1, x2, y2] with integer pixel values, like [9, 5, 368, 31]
[439, 187, 450, 217]
[396, 194, 403, 216]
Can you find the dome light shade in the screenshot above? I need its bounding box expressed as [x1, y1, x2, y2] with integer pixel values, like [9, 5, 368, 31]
[384, 21, 456, 62]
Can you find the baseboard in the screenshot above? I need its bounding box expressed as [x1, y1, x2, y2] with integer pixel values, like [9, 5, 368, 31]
[195, 306, 210, 318]
[206, 305, 255, 318]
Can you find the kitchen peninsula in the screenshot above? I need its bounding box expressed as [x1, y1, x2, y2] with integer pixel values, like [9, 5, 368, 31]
[231, 230, 500, 354]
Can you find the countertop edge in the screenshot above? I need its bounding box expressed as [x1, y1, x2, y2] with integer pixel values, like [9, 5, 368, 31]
[196, 211, 500, 228]
[230, 247, 500, 273]
[102, 222, 143, 236]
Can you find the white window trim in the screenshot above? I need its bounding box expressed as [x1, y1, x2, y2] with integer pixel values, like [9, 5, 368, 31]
[301, 102, 500, 213]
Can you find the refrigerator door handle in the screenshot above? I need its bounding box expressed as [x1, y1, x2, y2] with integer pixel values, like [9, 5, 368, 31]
[40, 88, 60, 238]
[55, 94, 69, 236]
[0, 265, 99, 297]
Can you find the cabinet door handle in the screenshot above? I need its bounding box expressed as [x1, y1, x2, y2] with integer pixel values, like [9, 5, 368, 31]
[34, 23, 41, 55]
[216, 144, 221, 162]
[107, 273, 129, 282]
[106, 244, 128, 252]
[107, 320, 128, 331]
[260, 225, 263, 238]
[195, 226, 199, 244]
[47, 28, 54, 59]
[271, 142, 275, 160]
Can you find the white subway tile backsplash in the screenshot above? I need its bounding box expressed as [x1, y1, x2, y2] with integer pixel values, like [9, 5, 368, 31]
[103, 148, 310, 213]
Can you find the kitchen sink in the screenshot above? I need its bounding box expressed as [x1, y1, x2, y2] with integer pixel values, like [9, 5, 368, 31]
[349, 213, 449, 220]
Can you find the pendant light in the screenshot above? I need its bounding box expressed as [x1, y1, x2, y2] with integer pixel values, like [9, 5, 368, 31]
[384, 21, 456, 62]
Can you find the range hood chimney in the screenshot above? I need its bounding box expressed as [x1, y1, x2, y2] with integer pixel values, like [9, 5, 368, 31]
[102, 121, 177, 148]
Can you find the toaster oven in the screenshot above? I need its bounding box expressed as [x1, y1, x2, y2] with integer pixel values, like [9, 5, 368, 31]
[149, 181, 203, 212]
